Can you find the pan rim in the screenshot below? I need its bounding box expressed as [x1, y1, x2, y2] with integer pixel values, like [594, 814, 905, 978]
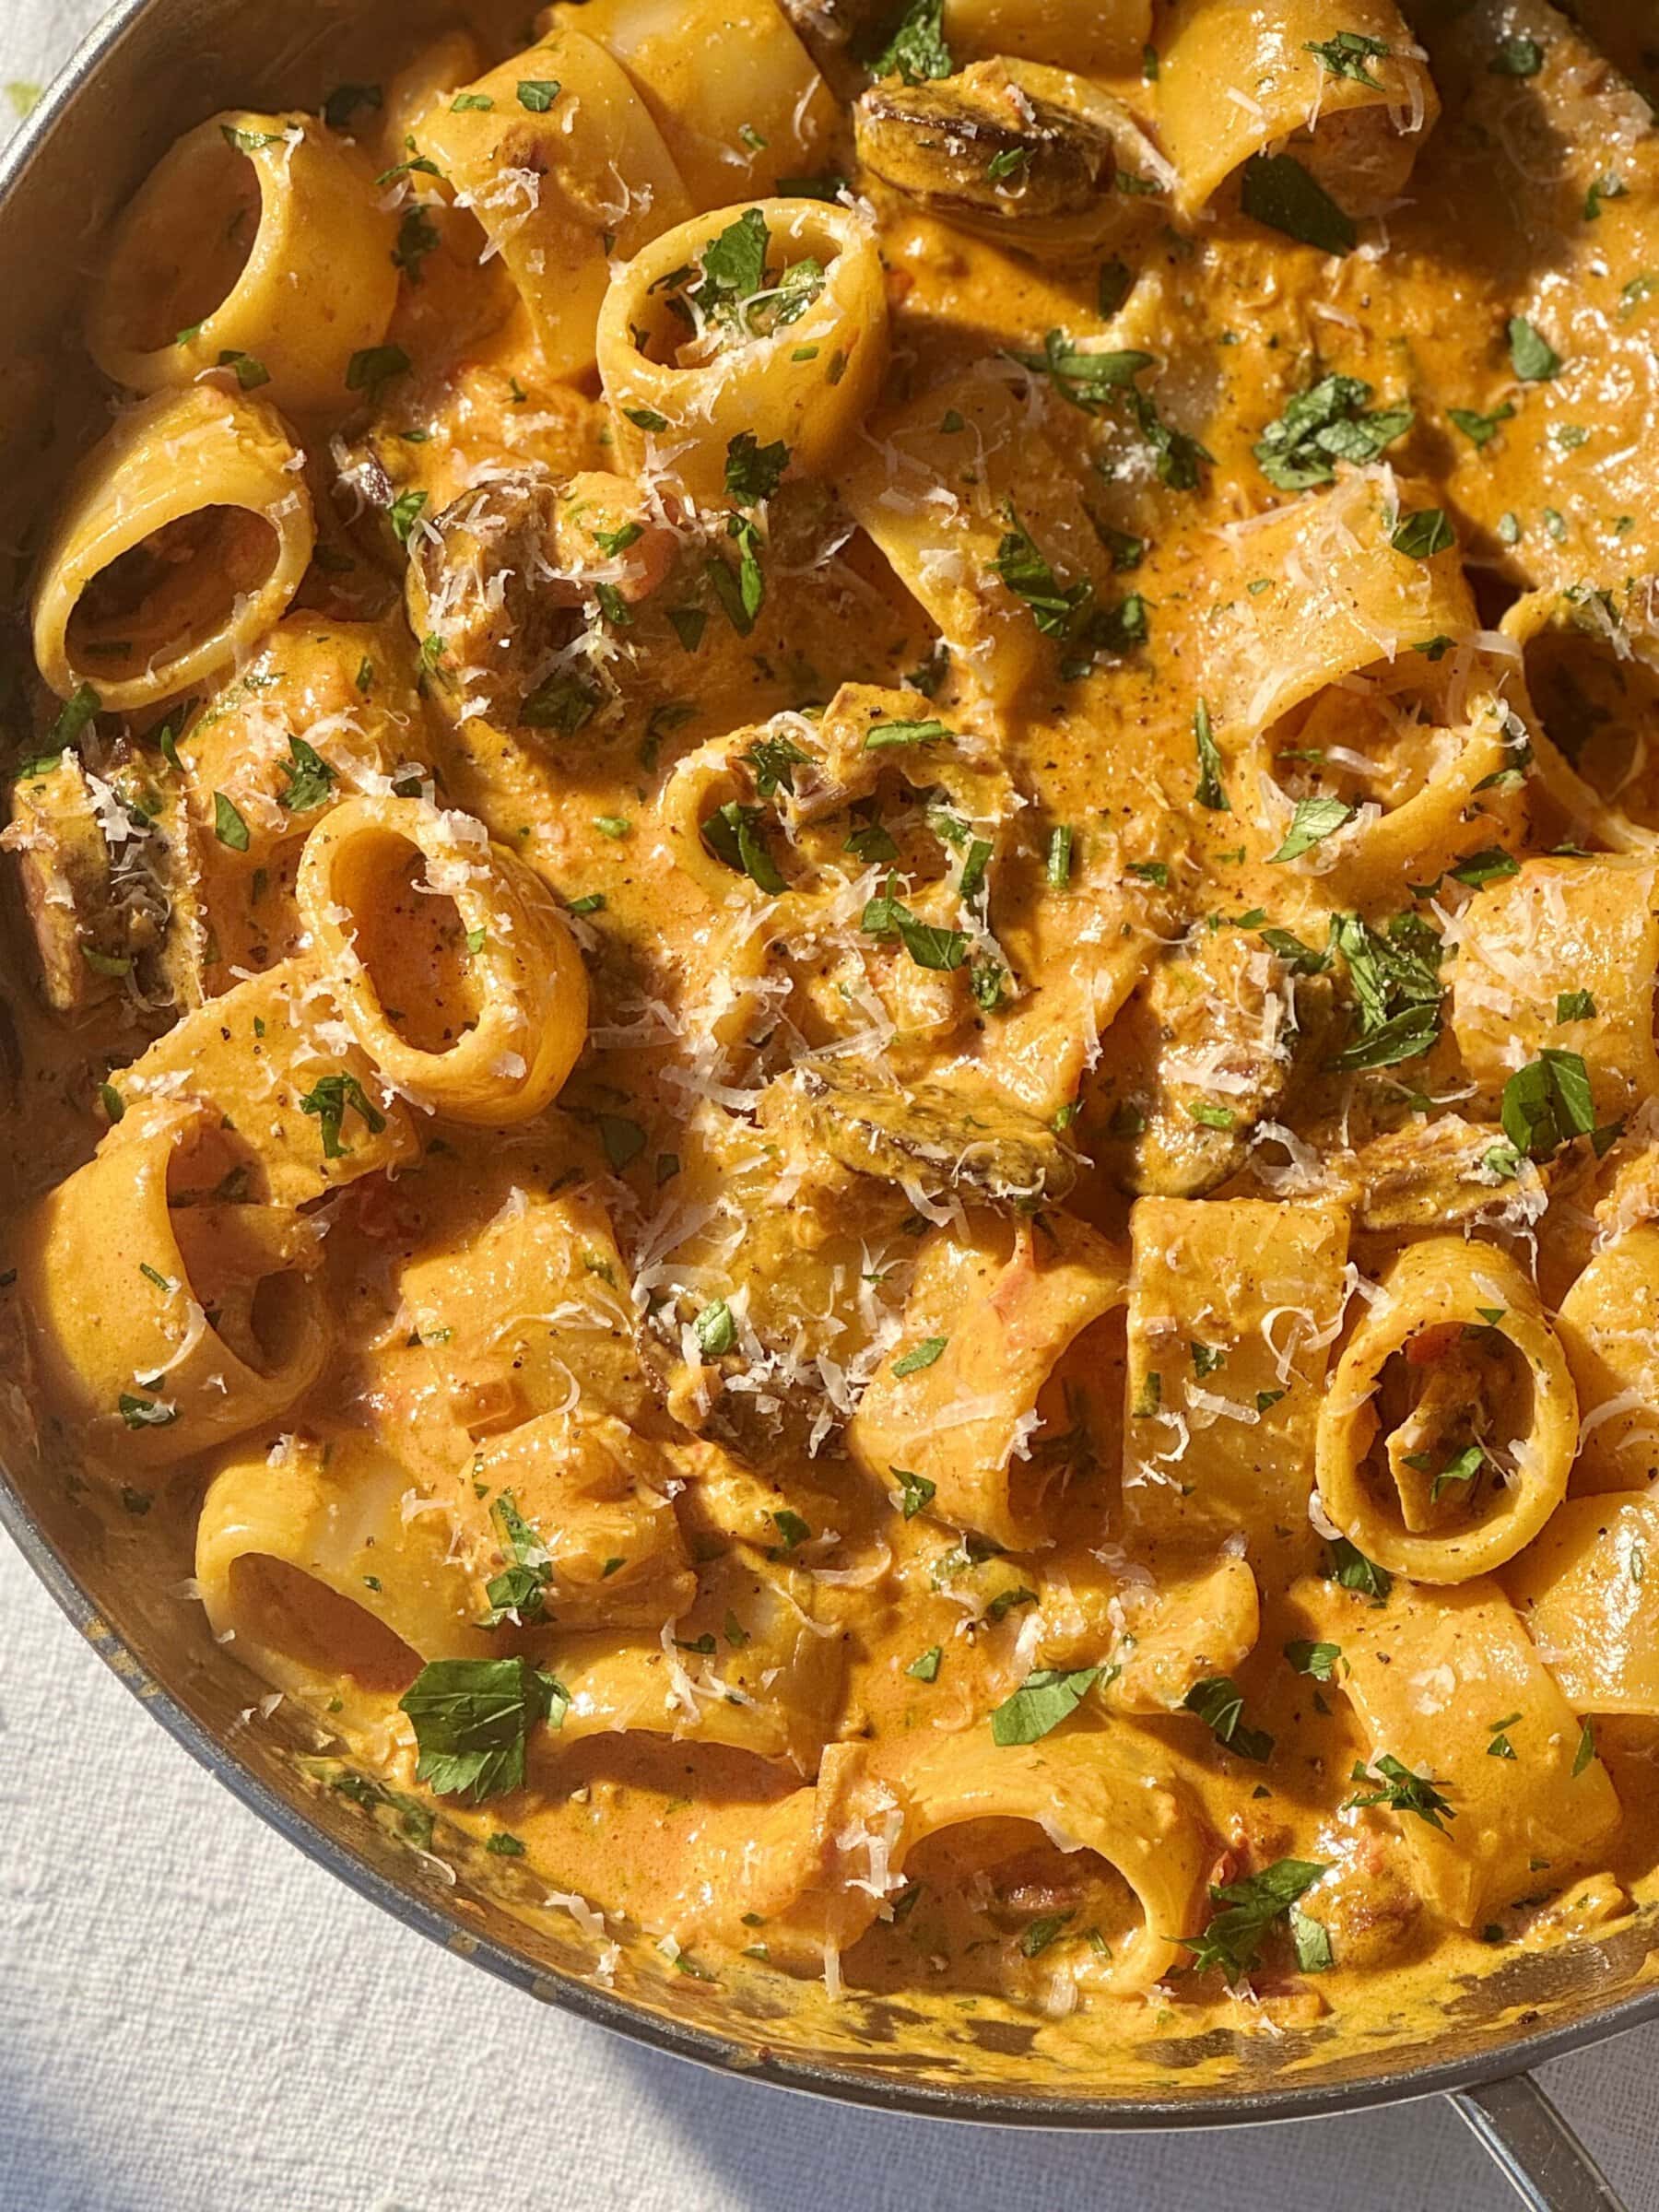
[3, 0, 1657, 2133]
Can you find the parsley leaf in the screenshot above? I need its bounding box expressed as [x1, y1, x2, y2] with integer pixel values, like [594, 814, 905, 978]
[1347, 1753, 1455, 1831]
[701, 801, 786, 894]
[990, 1666, 1100, 1747]
[892, 1335, 948, 1377]
[1270, 794, 1354, 862]
[893, 1466, 936, 1518]
[1305, 31, 1390, 84]
[1254, 374, 1412, 490]
[213, 791, 250, 851]
[1328, 1536, 1392, 1600]
[1391, 507, 1455, 559]
[1500, 1049, 1594, 1159]
[1448, 402, 1515, 449]
[1193, 697, 1229, 812]
[871, 0, 952, 86]
[277, 735, 335, 812]
[1240, 154, 1357, 255]
[1183, 1675, 1274, 1762]
[1285, 1640, 1341, 1680]
[724, 430, 791, 505]
[1509, 316, 1562, 382]
[299, 1070, 387, 1159]
[1182, 1859, 1327, 1983]
[398, 1656, 568, 1803]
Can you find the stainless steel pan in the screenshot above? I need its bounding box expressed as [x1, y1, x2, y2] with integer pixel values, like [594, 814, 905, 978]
[0, 5, 1651, 2204]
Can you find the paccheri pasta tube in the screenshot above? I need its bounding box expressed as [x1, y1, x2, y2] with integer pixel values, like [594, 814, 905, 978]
[85, 112, 398, 414]
[31, 384, 314, 711]
[1316, 1239, 1577, 1583]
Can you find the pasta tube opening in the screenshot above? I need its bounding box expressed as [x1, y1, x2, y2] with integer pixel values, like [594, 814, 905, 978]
[1315, 1240, 1577, 1582]
[31, 385, 314, 711]
[17, 1100, 329, 1473]
[598, 199, 888, 501]
[85, 112, 399, 414]
[296, 794, 588, 1122]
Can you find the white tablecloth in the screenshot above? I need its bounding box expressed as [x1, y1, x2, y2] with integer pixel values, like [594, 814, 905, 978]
[4, 7, 1658, 2206]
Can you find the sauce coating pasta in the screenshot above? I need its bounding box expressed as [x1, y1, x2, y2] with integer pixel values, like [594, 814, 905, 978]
[8, 0, 1659, 2060]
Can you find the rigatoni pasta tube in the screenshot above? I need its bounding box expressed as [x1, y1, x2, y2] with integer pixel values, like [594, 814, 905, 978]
[549, 0, 836, 213]
[17, 1100, 328, 1474]
[31, 384, 313, 711]
[195, 1429, 499, 1715]
[875, 1729, 1211, 1997]
[419, 32, 694, 382]
[84, 112, 398, 415]
[296, 794, 588, 1123]
[598, 199, 888, 503]
[1199, 469, 1522, 895]
[1158, 0, 1438, 220]
[1307, 1575, 1618, 1927]
[1315, 1239, 1577, 1583]
[847, 1211, 1126, 1552]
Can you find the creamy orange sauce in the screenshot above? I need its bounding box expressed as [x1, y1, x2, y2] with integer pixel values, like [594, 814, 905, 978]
[6, 0, 1659, 2080]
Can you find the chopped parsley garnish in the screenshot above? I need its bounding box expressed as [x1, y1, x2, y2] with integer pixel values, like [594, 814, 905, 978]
[346, 342, 412, 395]
[1497, 1048, 1594, 1162]
[322, 82, 382, 131]
[1557, 990, 1596, 1022]
[217, 348, 269, 389]
[906, 1646, 942, 1682]
[864, 716, 949, 750]
[393, 206, 441, 287]
[871, 0, 952, 86]
[481, 1492, 552, 1627]
[387, 488, 428, 546]
[1240, 153, 1357, 255]
[299, 1071, 387, 1159]
[990, 1666, 1100, 1747]
[1270, 794, 1353, 863]
[49, 683, 101, 750]
[398, 1656, 567, 1803]
[1491, 36, 1542, 76]
[1183, 1675, 1274, 1762]
[1347, 1753, 1455, 1831]
[724, 430, 791, 505]
[1448, 402, 1515, 448]
[1182, 1859, 1327, 1983]
[893, 1466, 936, 1519]
[1305, 31, 1390, 84]
[1450, 847, 1519, 888]
[702, 801, 786, 893]
[213, 791, 250, 851]
[707, 513, 767, 634]
[1192, 697, 1229, 812]
[278, 735, 334, 812]
[1391, 507, 1455, 559]
[517, 78, 560, 112]
[1328, 1535, 1392, 1600]
[863, 880, 969, 976]
[1508, 316, 1562, 382]
[694, 1299, 736, 1357]
[118, 1391, 177, 1430]
[1285, 1640, 1341, 1681]
[522, 671, 598, 735]
[1254, 374, 1411, 489]
[1327, 910, 1444, 1072]
[892, 1335, 948, 1378]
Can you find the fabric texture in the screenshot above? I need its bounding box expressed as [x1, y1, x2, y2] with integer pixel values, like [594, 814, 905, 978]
[1, 6, 1657, 2206]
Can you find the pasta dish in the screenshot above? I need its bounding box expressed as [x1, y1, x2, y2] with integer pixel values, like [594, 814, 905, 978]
[7, 0, 1659, 2060]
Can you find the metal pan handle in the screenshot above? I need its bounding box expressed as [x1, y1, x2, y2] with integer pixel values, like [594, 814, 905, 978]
[1451, 2074, 1627, 2212]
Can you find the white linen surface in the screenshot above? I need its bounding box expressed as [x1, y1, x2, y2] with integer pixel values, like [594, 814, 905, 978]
[2, 6, 1657, 2206]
